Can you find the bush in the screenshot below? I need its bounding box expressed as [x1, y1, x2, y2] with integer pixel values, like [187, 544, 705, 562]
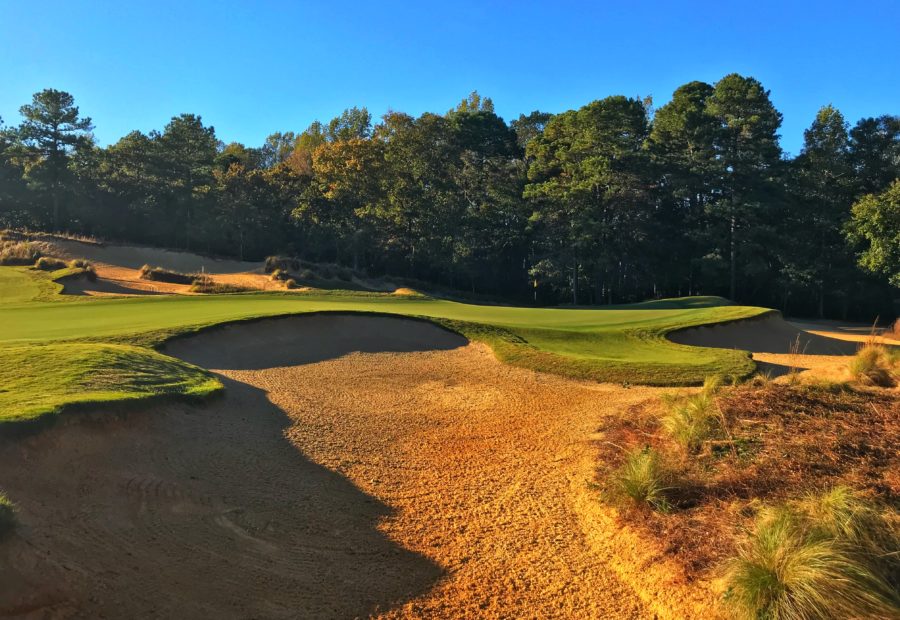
[34, 256, 68, 271]
[724, 490, 900, 620]
[67, 258, 97, 281]
[661, 376, 723, 451]
[138, 264, 194, 285]
[284, 278, 299, 289]
[188, 278, 249, 294]
[0, 492, 15, 539]
[609, 447, 675, 512]
[298, 268, 315, 281]
[849, 343, 896, 387]
[0, 240, 45, 265]
[269, 268, 294, 282]
[264, 255, 299, 274]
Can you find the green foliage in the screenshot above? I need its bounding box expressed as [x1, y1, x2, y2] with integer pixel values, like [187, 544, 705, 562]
[1, 84, 898, 317]
[608, 447, 675, 512]
[724, 490, 900, 620]
[846, 180, 900, 287]
[0, 492, 15, 538]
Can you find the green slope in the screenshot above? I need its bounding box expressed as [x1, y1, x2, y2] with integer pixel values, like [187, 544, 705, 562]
[0, 267, 769, 424]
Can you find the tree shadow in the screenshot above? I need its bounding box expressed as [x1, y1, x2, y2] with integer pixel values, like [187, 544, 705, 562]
[0, 316, 457, 618]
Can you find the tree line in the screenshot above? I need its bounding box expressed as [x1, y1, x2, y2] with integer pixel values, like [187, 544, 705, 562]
[0, 76, 898, 318]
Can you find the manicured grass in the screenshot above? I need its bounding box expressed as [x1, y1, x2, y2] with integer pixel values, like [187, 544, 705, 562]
[0, 343, 221, 424]
[0, 268, 770, 423]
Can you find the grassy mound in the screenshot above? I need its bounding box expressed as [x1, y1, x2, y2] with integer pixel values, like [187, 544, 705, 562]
[0, 342, 221, 423]
[849, 342, 898, 387]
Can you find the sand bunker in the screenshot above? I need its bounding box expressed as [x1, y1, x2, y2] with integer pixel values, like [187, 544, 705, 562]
[163, 314, 467, 370]
[0, 315, 681, 618]
[667, 312, 876, 379]
[53, 238, 261, 274]
[668, 311, 859, 356]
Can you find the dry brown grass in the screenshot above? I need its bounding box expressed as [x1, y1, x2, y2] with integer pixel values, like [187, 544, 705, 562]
[594, 382, 899, 578]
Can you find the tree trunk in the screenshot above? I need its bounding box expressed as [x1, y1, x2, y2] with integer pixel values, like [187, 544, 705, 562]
[572, 262, 579, 305]
[729, 213, 736, 301]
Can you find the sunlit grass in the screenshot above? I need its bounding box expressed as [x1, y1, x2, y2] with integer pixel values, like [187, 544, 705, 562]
[724, 488, 900, 620]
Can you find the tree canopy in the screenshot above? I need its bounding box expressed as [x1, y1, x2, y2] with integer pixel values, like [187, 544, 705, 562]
[0, 80, 897, 319]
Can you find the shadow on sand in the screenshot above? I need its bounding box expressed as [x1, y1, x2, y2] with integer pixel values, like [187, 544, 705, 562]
[0, 315, 462, 618]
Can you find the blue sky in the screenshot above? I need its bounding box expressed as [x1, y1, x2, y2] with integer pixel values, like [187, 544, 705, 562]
[1, 0, 897, 156]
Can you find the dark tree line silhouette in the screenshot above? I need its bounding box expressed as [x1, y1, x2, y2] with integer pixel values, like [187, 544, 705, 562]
[0, 77, 898, 318]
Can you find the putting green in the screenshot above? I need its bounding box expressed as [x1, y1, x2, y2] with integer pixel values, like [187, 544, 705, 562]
[0, 266, 769, 424]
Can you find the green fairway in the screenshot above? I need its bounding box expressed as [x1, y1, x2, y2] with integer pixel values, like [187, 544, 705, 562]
[0, 266, 770, 424]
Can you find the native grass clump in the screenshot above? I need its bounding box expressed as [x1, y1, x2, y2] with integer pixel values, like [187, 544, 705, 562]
[849, 341, 898, 387]
[724, 487, 900, 620]
[595, 367, 899, 615]
[608, 447, 677, 512]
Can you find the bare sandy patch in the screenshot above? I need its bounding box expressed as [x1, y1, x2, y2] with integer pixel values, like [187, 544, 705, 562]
[52, 238, 262, 274]
[0, 315, 706, 618]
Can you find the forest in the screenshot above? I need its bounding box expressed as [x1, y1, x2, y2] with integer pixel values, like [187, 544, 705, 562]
[0, 74, 898, 319]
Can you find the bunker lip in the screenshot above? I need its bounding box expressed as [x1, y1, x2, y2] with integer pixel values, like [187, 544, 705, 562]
[161, 312, 469, 370]
[666, 310, 859, 356]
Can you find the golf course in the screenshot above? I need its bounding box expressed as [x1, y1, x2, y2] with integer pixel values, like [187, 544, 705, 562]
[0, 260, 768, 425]
[3, 10, 899, 615]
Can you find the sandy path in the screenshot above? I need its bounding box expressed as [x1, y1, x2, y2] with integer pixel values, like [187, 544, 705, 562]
[0, 316, 660, 619]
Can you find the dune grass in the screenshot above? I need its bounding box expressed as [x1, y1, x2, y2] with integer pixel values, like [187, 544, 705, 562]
[661, 376, 724, 451]
[724, 488, 900, 620]
[607, 447, 676, 512]
[0, 266, 769, 424]
[849, 342, 898, 387]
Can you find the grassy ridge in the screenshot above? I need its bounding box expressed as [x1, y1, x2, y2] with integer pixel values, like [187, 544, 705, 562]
[0, 343, 220, 424]
[0, 267, 769, 423]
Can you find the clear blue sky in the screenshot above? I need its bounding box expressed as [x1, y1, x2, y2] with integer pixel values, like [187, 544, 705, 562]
[1, 0, 897, 156]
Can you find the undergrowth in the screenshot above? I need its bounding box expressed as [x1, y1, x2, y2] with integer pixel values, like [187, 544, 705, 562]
[138, 264, 195, 285]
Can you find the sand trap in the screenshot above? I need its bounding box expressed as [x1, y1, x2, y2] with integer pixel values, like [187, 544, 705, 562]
[667, 312, 883, 379]
[60, 274, 166, 296]
[0, 314, 682, 618]
[53, 238, 262, 274]
[163, 314, 469, 370]
[668, 311, 859, 356]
